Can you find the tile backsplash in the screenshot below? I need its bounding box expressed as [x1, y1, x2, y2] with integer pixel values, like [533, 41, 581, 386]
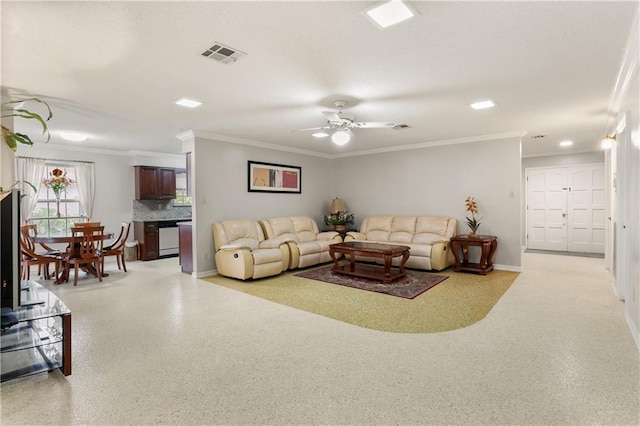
[133, 200, 192, 221]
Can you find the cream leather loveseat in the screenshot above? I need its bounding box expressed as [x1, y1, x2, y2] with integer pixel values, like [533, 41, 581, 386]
[213, 220, 290, 280]
[259, 216, 342, 269]
[344, 216, 457, 271]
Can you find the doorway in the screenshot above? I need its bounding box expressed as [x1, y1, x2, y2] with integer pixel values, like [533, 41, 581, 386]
[526, 164, 605, 254]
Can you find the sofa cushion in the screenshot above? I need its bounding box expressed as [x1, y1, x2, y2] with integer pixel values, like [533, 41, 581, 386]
[389, 216, 417, 244]
[252, 248, 284, 265]
[416, 216, 449, 236]
[365, 216, 393, 241]
[223, 220, 264, 243]
[291, 216, 318, 243]
[413, 233, 446, 245]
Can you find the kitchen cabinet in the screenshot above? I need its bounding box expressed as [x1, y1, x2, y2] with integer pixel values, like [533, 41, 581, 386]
[178, 222, 192, 274]
[134, 166, 176, 200]
[134, 221, 159, 260]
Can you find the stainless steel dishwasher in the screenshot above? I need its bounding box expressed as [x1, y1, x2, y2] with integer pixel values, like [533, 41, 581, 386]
[158, 220, 179, 258]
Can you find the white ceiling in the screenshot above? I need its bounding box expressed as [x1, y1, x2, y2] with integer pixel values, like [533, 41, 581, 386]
[2, 1, 637, 157]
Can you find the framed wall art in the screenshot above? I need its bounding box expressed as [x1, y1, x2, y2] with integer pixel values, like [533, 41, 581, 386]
[248, 161, 302, 193]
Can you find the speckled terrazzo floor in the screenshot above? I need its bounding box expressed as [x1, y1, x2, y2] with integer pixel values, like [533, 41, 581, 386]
[203, 267, 518, 333]
[1, 253, 638, 425]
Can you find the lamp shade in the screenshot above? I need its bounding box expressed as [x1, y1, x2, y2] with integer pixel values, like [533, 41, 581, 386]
[329, 198, 347, 214]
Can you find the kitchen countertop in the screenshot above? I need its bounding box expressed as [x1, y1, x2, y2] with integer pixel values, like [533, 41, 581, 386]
[133, 217, 191, 222]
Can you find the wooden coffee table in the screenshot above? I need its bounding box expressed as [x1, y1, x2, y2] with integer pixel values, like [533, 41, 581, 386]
[329, 241, 411, 283]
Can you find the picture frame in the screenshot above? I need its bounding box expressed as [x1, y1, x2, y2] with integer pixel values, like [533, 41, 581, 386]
[248, 161, 302, 193]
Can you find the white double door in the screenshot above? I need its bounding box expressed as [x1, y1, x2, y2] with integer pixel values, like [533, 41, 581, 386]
[526, 164, 605, 253]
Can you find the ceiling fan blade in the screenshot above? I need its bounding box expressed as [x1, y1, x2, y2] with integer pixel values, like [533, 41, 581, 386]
[322, 111, 341, 121]
[354, 121, 397, 128]
[292, 126, 330, 132]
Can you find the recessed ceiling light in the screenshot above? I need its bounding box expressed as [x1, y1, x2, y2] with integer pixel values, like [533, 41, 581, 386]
[363, 0, 416, 29]
[60, 132, 87, 142]
[470, 100, 495, 110]
[312, 132, 329, 138]
[560, 140, 573, 147]
[175, 98, 202, 108]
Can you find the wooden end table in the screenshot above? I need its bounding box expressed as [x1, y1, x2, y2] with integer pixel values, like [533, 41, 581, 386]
[450, 234, 498, 275]
[329, 241, 411, 283]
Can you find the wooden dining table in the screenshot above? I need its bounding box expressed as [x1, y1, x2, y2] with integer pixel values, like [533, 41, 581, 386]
[34, 232, 114, 284]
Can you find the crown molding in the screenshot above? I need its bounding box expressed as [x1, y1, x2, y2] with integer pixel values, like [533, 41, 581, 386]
[602, 11, 639, 136]
[192, 130, 333, 158]
[331, 131, 527, 159]
[192, 130, 527, 160]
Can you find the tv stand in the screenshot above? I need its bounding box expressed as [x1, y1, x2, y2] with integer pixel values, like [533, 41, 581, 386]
[1, 281, 72, 382]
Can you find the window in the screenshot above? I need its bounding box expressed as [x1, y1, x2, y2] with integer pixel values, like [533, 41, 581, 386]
[174, 169, 192, 206]
[29, 164, 85, 236]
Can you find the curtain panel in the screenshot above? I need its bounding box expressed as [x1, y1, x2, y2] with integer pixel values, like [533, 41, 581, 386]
[75, 161, 95, 219]
[15, 157, 46, 222]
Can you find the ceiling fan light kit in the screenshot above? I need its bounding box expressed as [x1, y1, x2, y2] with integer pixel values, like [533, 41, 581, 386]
[331, 130, 351, 146]
[297, 99, 401, 146]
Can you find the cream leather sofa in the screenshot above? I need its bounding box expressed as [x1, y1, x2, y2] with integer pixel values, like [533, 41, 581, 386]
[213, 220, 290, 280]
[344, 215, 457, 271]
[259, 216, 342, 269]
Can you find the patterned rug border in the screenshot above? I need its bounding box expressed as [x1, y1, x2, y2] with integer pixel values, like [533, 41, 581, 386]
[294, 265, 448, 299]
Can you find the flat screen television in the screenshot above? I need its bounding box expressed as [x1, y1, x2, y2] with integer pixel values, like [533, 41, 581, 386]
[1, 189, 21, 310]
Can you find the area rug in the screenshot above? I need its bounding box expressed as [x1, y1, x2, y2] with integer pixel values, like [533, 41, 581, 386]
[294, 265, 447, 299]
[202, 265, 520, 334]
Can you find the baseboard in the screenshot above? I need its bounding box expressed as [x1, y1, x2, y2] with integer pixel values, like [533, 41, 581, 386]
[495, 264, 523, 273]
[625, 310, 640, 351]
[194, 269, 217, 279]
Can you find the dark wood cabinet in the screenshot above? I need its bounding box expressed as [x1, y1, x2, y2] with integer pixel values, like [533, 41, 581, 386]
[134, 166, 176, 200]
[178, 222, 192, 274]
[134, 221, 159, 260]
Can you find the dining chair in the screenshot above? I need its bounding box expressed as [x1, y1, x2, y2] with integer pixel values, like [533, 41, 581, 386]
[73, 221, 101, 227]
[20, 225, 62, 281]
[66, 225, 105, 286]
[102, 222, 131, 272]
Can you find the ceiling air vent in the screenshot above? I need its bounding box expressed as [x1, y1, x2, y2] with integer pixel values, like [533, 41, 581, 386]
[531, 134, 545, 139]
[393, 124, 411, 130]
[201, 42, 247, 64]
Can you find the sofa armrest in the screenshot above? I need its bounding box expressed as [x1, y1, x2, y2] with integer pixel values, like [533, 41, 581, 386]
[219, 244, 252, 251]
[429, 240, 454, 271]
[259, 238, 289, 249]
[345, 231, 366, 242]
[316, 231, 339, 241]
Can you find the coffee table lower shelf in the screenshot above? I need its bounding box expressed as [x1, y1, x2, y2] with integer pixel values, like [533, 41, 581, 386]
[333, 261, 406, 282]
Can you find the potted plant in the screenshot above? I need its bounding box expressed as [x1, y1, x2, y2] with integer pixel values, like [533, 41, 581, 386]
[0, 97, 52, 194]
[2, 97, 52, 151]
[324, 211, 354, 233]
[465, 196, 482, 236]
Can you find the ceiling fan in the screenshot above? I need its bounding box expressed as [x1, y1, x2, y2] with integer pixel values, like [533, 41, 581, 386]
[296, 100, 399, 146]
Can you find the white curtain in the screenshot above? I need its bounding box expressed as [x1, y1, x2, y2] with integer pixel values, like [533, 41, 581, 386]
[75, 162, 96, 219]
[15, 157, 46, 222]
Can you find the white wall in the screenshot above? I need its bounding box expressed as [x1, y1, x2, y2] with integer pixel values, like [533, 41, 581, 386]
[189, 134, 333, 276]
[332, 137, 523, 269]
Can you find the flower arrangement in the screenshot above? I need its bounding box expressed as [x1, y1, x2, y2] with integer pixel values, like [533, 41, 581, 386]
[324, 211, 355, 226]
[42, 168, 73, 196]
[465, 196, 482, 235]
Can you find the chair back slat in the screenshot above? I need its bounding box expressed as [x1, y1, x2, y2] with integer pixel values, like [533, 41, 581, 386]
[71, 226, 104, 260]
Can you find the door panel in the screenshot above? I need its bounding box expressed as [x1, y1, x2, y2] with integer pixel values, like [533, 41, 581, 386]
[526, 164, 605, 254]
[527, 168, 568, 250]
[568, 165, 605, 253]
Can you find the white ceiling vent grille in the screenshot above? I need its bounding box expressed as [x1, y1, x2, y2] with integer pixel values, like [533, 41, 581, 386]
[201, 42, 247, 64]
